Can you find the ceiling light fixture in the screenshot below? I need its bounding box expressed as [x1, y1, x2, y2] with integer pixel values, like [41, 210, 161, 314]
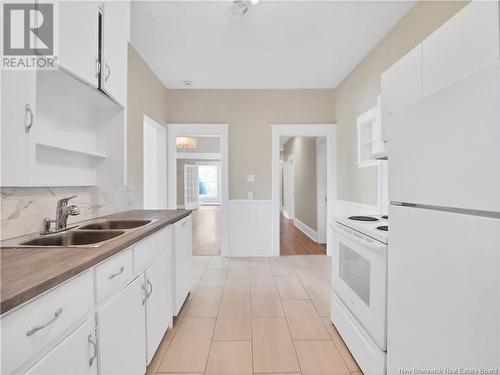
[176, 137, 198, 151]
[233, 0, 259, 16]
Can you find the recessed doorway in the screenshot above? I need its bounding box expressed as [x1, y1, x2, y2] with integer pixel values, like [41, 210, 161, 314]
[279, 136, 327, 255]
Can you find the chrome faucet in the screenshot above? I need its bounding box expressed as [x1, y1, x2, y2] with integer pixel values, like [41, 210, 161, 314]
[41, 196, 81, 234]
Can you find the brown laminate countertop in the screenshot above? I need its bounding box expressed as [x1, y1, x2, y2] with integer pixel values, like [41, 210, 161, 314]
[0, 209, 191, 314]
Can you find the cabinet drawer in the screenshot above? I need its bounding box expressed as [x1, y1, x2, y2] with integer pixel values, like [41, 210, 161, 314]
[25, 319, 97, 375]
[95, 248, 133, 304]
[1, 271, 93, 374]
[134, 227, 171, 273]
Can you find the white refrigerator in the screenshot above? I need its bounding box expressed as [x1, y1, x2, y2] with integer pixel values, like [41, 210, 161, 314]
[387, 63, 500, 372]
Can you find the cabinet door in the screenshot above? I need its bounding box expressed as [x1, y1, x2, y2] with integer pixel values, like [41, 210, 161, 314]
[57, 2, 100, 88]
[101, 1, 129, 106]
[380, 44, 422, 142]
[97, 275, 146, 375]
[25, 319, 97, 375]
[1, 70, 36, 186]
[145, 252, 171, 364]
[173, 215, 192, 315]
[423, 1, 499, 96]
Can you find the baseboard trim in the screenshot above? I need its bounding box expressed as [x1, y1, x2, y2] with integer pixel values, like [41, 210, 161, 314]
[293, 218, 318, 242]
[281, 208, 290, 219]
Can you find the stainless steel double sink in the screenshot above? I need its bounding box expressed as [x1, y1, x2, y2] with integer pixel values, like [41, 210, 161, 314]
[18, 220, 154, 248]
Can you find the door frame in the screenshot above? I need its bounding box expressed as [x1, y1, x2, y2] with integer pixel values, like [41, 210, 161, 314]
[271, 124, 337, 257]
[283, 154, 295, 220]
[167, 124, 229, 256]
[143, 115, 167, 209]
[316, 137, 327, 244]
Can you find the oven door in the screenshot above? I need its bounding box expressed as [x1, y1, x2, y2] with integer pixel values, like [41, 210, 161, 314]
[332, 223, 387, 350]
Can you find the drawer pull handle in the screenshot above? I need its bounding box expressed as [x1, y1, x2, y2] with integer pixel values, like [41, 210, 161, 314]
[147, 279, 153, 298]
[142, 283, 148, 305]
[26, 308, 63, 336]
[108, 266, 124, 280]
[88, 334, 97, 367]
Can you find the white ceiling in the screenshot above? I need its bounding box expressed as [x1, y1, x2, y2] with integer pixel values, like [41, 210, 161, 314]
[131, 1, 414, 89]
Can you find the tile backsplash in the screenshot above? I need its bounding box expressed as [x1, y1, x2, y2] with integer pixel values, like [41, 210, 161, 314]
[1, 186, 136, 241]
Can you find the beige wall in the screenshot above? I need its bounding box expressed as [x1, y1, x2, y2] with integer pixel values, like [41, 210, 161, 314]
[283, 137, 317, 231]
[128, 45, 169, 207]
[335, 1, 467, 205]
[167, 90, 335, 200]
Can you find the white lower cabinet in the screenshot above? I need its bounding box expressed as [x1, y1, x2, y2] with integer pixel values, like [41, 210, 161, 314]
[97, 275, 147, 375]
[145, 252, 171, 364]
[172, 215, 192, 316]
[1, 222, 189, 375]
[25, 319, 97, 375]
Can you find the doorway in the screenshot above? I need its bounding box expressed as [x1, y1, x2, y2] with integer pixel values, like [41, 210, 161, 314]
[279, 136, 327, 255]
[272, 124, 337, 257]
[167, 124, 229, 256]
[143, 116, 167, 209]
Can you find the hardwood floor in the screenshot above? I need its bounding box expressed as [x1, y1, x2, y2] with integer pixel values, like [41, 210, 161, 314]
[146, 255, 362, 375]
[192, 206, 221, 256]
[280, 214, 326, 255]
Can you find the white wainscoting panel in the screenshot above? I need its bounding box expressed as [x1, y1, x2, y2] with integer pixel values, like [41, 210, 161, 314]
[228, 200, 272, 257]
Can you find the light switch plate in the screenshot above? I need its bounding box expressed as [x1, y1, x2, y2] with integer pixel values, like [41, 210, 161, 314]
[247, 174, 255, 183]
[248, 192, 254, 199]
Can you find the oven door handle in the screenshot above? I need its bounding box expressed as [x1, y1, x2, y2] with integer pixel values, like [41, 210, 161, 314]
[334, 224, 385, 252]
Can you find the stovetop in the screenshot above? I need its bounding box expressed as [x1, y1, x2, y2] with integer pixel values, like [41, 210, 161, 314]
[335, 214, 388, 244]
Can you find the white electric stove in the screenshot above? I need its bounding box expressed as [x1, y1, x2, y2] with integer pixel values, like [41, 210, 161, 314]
[330, 215, 389, 374]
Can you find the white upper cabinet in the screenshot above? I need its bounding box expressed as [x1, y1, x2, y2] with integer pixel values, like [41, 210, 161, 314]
[101, 1, 130, 107]
[1, 70, 36, 186]
[423, 1, 500, 96]
[380, 44, 423, 142]
[57, 2, 100, 88]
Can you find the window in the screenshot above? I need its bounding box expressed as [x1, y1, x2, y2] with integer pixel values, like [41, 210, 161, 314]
[198, 164, 218, 199]
[356, 104, 380, 168]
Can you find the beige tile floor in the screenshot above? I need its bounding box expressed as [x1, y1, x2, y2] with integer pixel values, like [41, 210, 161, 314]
[146, 255, 363, 375]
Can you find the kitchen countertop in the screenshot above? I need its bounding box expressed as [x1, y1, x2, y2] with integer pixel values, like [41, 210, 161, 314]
[0, 209, 191, 315]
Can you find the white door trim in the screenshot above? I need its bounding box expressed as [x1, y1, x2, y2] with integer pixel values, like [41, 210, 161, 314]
[271, 124, 337, 257]
[143, 115, 167, 209]
[167, 124, 229, 256]
[316, 137, 327, 244]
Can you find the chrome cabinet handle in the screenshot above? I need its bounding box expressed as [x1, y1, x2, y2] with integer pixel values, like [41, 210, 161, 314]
[104, 63, 110, 82]
[108, 266, 124, 280]
[146, 279, 153, 298]
[24, 104, 34, 134]
[95, 59, 101, 78]
[88, 334, 97, 367]
[26, 308, 63, 336]
[142, 283, 148, 305]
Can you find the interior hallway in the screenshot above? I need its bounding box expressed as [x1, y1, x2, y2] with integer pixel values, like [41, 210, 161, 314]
[146, 255, 362, 375]
[192, 206, 221, 256]
[280, 214, 327, 255]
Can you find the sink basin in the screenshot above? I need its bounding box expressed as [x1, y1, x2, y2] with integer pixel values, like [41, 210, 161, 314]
[79, 220, 152, 230]
[20, 230, 125, 247]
